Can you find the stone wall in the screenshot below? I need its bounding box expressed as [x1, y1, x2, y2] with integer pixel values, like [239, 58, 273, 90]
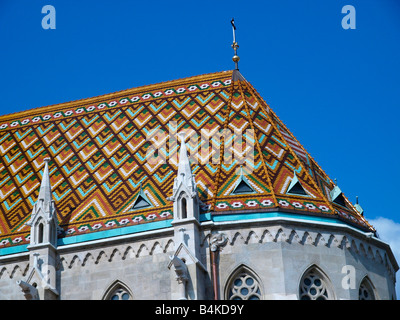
[57, 233, 175, 300]
[0, 217, 397, 300]
[210, 220, 397, 300]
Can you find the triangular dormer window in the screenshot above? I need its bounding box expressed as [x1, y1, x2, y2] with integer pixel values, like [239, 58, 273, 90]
[233, 180, 254, 194]
[231, 166, 256, 195]
[286, 172, 308, 196]
[330, 184, 347, 207]
[132, 195, 152, 209]
[332, 193, 346, 207]
[130, 184, 152, 210]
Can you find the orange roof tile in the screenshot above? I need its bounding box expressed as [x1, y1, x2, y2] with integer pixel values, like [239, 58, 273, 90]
[0, 70, 373, 249]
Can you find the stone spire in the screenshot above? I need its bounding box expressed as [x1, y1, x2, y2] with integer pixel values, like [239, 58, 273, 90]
[169, 132, 198, 201]
[21, 158, 59, 300]
[37, 158, 53, 207]
[168, 133, 205, 300]
[176, 132, 196, 196]
[27, 158, 58, 247]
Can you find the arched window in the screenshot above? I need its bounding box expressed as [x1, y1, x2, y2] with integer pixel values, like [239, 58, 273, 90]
[181, 197, 187, 219]
[299, 266, 334, 300]
[103, 280, 133, 300]
[109, 287, 131, 300]
[38, 223, 44, 244]
[225, 265, 262, 300]
[359, 277, 376, 300]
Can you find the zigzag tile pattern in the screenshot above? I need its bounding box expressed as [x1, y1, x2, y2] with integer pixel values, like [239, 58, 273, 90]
[0, 70, 372, 249]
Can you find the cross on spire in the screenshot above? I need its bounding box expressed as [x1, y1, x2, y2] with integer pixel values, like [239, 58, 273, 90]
[231, 18, 240, 70]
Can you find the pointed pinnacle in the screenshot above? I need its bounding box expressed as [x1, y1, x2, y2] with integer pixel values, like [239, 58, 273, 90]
[37, 158, 52, 203]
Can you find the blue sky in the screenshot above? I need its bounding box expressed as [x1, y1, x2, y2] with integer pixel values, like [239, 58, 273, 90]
[1, 0, 399, 294]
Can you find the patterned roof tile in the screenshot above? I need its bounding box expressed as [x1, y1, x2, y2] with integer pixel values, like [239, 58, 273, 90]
[0, 70, 373, 249]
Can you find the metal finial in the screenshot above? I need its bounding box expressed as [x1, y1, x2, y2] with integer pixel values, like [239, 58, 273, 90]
[231, 18, 240, 70]
[356, 196, 359, 204]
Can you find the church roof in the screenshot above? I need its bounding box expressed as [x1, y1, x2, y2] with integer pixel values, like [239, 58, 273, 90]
[0, 69, 373, 250]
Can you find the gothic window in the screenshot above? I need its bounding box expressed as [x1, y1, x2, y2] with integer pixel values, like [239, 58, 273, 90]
[226, 266, 262, 300]
[103, 280, 133, 300]
[299, 266, 334, 300]
[359, 277, 376, 300]
[181, 197, 187, 219]
[38, 222, 44, 244]
[109, 288, 131, 300]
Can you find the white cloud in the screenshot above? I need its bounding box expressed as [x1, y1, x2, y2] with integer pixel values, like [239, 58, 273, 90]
[369, 217, 400, 299]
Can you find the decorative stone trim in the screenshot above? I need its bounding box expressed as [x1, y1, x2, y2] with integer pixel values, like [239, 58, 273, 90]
[201, 223, 397, 283]
[0, 262, 29, 279]
[57, 238, 175, 270]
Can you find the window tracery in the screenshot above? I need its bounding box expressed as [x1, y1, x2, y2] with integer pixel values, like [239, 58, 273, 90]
[103, 280, 132, 300]
[299, 267, 333, 300]
[226, 267, 262, 300]
[359, 278, 376, 300]
[109, 287, 131, 300]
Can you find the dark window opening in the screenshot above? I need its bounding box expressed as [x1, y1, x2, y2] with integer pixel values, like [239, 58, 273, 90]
[287, 181, 307, 195]
[132, 195, 151, 210]
[333, 193, 346, 207]
[38, 223, 44, 244]
[182, 198, 187, 219]
[233, 180, 254, 194]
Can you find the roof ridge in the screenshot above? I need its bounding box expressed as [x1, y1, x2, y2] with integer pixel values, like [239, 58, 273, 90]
[210, 76, 236, 211]
[241, 80, 336, 212]
[0, 70, 233, 122]
[237, 80, 278, 207]
[242, 80, 373, 230]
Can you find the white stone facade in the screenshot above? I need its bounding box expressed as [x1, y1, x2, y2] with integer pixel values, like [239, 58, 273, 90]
[0, 136, 397, 300]
[0, 214, 397, 300]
